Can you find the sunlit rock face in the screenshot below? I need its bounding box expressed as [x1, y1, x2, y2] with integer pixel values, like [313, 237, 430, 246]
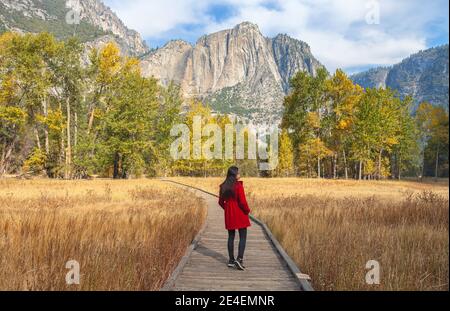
[141, 22, 325, 125]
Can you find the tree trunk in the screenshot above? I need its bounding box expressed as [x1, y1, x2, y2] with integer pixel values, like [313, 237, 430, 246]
[0, 145, 6, 175]
[87, 109, 95, 135]
[358, 160, 362, 180]
[0, 138, 17, 176]
[87, 86, 103, 134]
[343, 150, 349, 180]
[332, 153, 337, 179]
[65, 98, 72, 179]
[420, 151, 425, 182]
[59, 101, 65, 177]
[435, 143, 440, 182]
[113, 152, 120, 179]
[317, 156, 321, 179]
[42, 98, 49, 155]
[377, 149, 383, 180]
[34, 127, 42, 151]
[393, 154, 397, 179]
[121, 156, 127, 179]
[0, 146, 10, 176]
[74, 112, 78, 155]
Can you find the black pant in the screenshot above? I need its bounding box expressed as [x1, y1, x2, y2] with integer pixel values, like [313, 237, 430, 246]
[228, 228, 247, 261]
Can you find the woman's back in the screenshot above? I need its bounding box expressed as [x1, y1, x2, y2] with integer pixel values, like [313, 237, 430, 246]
[219, 166, 250, 270]
[219, 181, 251, 230]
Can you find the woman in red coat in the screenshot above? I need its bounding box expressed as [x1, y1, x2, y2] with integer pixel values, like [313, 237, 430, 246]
[219, 166, 251, 270]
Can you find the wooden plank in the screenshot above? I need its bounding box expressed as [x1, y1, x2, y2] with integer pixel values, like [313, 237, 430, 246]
[180, 268, 292, 274]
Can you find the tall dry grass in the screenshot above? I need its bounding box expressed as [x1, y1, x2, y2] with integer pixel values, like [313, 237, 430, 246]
[0, 179, 206, 291]
[253, 191, 448, 291]
[171, 177, 449, 291]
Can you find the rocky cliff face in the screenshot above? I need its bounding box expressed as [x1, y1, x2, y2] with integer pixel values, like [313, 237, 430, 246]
[65, 0, 148, 56]
[351, 67, 390, 89]
[352, 45, 449, 110]
[141, 22, 325, 124]
[269, 34, 323, 93]
[0, 0, 50, 22]
[0, 0, 149, 56]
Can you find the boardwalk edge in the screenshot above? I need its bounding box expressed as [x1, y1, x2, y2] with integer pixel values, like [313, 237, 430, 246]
[160, 183, 208, 291]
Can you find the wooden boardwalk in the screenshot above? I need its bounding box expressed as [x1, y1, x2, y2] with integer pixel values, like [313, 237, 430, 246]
[162, 182, 313, 291]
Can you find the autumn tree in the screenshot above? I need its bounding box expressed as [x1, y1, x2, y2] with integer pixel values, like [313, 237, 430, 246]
[391, 96, 420, 179]
[151, 82, 183, 177]
[282, 68, 328, 177]
[98, 58, 159, 179]
[325, 69, 363, 179]
[416, 103, 449, 180]
[350, 88, 403, 180]
[171, 100, 215, 177]
[50, 37, 84, 178]
[0, 106, 27, 175]
[0, 33, 184, 179]
[275, 129, 295, 177]
[0, 32, 58, 176]
[281, 68, 431, 180]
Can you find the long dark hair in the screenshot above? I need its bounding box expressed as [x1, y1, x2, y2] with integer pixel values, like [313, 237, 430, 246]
[220, 166, 239, 198]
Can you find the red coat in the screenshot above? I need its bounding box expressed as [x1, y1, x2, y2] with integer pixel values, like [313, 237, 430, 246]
[218, 181, 251, 230]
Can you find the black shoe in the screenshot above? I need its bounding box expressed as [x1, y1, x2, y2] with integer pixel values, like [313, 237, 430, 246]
[235, 258, 246, 270]
[227, 259, 236, 268]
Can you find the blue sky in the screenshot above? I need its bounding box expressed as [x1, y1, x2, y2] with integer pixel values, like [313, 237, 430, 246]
[104, 0, 449, 74]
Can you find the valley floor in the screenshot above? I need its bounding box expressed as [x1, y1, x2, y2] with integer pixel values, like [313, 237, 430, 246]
[0, 177, 448, 291]
[169, 177, 449, 291]
[0, 179, 206, 290]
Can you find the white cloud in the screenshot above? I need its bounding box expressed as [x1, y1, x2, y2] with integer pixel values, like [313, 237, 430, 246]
[103, 0, 448, 72]
[104, 0, 211, 38]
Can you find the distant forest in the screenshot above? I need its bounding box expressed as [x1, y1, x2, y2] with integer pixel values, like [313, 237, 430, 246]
[0, 32, 448, 179]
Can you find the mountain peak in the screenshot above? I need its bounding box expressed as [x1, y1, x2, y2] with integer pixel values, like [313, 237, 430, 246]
[234, 21, 260, 32]
[272, 33, 312, 54]
[163, 39, 192, 49]
[197, 21, 261, 44]
[142, 22, 324, 124]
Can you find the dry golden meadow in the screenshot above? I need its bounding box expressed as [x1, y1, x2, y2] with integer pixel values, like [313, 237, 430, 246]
[170, 177, 449, 291]
[0, 179, 206, 291]
[0, 177, 448, 291]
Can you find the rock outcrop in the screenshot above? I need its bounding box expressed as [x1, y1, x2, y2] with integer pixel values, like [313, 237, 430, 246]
[352, 45, 449, 110]
[0, 0, 149, 56]
[141, 22, 325, 124]
[65, 0, 148, 56]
